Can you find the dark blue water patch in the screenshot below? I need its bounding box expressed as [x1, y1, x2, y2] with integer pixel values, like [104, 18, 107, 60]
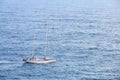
[102, 53, 120, 61]
[15, 63, 59, 79]
[88, 47, 99, 50]
[0, 30, 12, 37]
[80, 78, 112, 80]
[6, 77, 20, 80]
[100, 49, 120, 52]
[112, 39, 120, 44]
[64, 31, 85, 36]
[50, 18, 98, 24]
[0, 75, 6, 80]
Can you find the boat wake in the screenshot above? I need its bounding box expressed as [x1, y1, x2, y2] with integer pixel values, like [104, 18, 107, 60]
[0, 60, 23, 71]
[0, 60, 12, 64]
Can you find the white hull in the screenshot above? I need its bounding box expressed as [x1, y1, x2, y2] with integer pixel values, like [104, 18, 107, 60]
[23, 57, 56, 64]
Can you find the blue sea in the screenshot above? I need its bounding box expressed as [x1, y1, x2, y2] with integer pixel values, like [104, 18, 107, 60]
[0, 0, 120, 80]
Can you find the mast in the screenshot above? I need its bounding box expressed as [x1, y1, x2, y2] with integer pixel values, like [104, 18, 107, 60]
[32, 30, 36, 57]
[44, 21, 48, 59]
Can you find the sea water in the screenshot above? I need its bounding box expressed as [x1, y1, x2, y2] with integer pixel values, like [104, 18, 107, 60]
[0, 0, 120, 80]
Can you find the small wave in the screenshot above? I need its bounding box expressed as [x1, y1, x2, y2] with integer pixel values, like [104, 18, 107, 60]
[88, 47, 98, 50]
[0, 60, 19, 64]
[0, 60, 11, 64]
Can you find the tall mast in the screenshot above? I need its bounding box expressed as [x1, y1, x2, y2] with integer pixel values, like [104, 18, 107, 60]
[44, 21, 48, 58]
[32, 30, 36, 57]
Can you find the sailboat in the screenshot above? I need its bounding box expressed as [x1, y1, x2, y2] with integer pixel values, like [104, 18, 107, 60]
[22, 23, 56, 64]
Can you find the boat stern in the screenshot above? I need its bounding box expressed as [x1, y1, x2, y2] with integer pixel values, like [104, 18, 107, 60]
[22, 58, 27, 61]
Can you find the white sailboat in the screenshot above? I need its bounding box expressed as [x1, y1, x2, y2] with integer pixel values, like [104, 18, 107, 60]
[22, 23, 56, 64]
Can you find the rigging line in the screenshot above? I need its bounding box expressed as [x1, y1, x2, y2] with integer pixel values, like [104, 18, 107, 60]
[32, 29, 36, 57]
[44, 19, 49, 58]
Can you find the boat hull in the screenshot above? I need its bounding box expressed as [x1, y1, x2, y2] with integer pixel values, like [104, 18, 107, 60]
[23, 57, 56, 64]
